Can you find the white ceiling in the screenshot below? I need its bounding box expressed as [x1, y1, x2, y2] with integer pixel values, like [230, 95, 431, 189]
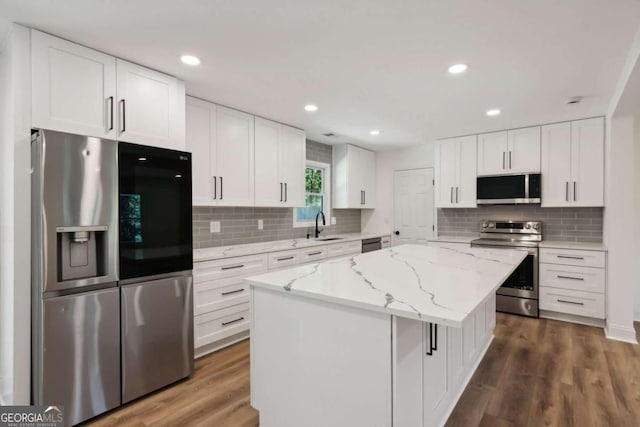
[1, 0, 639, 150]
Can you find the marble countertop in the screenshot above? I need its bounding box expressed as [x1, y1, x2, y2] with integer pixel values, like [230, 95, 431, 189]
[245, 244, 526, 327]
[427, 235, 475, 244]
[538, 240, 607, 251]
[194, 232, 392, 262]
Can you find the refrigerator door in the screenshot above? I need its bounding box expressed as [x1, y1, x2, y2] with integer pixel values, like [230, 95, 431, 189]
[121, 274, 194, 403]
[41, 287, 120, 426]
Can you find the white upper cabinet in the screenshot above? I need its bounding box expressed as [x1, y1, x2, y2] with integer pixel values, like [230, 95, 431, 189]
[333, 144, 376, 209]
[215, 105, 255, 206]
[32, 30, 117, 139]
[116, 59, 185, 150]
[477, 127, 540, 175]
[254, 118, 306, 207]
[507, 126, 541, 173]
[31, 30, 185, 150]
[186, 98, 254, 206]
[541, 118, 604, 207]
[435, 135, 477, 208]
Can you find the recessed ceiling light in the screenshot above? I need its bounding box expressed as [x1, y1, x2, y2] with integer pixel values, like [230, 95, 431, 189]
[180, 55, 201, 66]
[369, 130, 380, 136]
[486, 109, 501, 117]
[304, 104, 318, 112]
[448, 64, 468, 74]
[138, 157, 147, 161]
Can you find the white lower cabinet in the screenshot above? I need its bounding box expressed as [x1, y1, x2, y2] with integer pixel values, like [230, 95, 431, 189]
[394, 296, 495, 427]
[327, 240, 362, 259]
[539, 247, 606, 323]
[194, 303, 250, 349]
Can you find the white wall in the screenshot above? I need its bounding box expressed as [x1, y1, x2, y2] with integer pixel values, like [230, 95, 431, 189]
[361, 143, 435, 234]
[0, 24, 31, 404]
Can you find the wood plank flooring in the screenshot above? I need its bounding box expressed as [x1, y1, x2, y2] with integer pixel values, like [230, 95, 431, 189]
[85, 314, 640, 427]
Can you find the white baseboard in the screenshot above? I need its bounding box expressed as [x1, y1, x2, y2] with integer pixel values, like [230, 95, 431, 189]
[605, 323, 638, 344]
[634, 311, 640, 322]
[540, 310, 605, 328]
[195, 330, 250, 359]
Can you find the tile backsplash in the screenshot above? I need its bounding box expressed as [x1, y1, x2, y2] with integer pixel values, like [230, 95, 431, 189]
[437, 205, 603, 243]
[193, 139, 361, 249]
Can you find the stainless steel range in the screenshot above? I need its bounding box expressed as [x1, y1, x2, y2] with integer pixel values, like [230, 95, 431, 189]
[471, 220, 542, 317]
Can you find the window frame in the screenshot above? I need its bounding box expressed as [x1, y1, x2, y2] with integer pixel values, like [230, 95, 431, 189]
[293, 160, 331, 228]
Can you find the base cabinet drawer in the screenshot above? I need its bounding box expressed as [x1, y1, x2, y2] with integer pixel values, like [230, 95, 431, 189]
[195, 303, 250, 348]
[268, 249, 301, 270]
[299, 246, 328, 264]
[195, 254, 268, 282]
[381, 236, 391, 248]
[539, 287, 605, 319]
[327, 241, 361, 258]
[540, 263, 605, 293]
[540, 248, 605, 268]
[194, 276, 250, 316]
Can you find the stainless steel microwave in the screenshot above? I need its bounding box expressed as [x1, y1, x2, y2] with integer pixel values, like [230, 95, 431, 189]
[476, 173, 541, 204]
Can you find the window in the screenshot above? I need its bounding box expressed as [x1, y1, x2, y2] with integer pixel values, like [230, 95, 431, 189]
[294, 160, 331, 227]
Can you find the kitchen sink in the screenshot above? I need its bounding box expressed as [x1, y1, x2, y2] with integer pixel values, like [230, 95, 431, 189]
[315, 237, 345, 241]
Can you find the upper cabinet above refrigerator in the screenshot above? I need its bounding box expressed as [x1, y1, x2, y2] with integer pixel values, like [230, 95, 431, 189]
[31, 30, 185, 150]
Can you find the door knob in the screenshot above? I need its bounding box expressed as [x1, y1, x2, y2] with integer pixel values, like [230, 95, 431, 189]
[394, 231, 400, 236]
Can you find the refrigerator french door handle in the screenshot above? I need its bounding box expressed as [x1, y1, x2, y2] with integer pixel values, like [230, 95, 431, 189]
[107, 96, 114, 131]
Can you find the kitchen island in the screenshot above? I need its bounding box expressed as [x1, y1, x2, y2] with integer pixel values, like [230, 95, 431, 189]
[246, 244, 526, 427]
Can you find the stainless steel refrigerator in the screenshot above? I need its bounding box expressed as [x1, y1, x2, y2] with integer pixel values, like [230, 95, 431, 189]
[32, 130, 194, 426]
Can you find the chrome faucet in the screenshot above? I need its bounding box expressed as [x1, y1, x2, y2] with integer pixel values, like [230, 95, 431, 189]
[315, 211, 326, 238]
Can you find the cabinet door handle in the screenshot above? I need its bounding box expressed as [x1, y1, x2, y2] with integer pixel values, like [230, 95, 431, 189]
[212, 176, 217, 199]
[456, 187, 459, 203]
[220, 176, 223, 200]
[509, 151, 512, 169]
[277, 256, 295, 261]
[222, 317, 245, 326]
[573, 181, 577, 201]
[285, 182, 288, 202]
[221, 288, 244, 296]
[565, 182, 569, 202]
[280, 183, 283, 202]
[450, 187, 453, 203]
[557, 255, 584, 260]
[557, 299, 585, 306]
[363, 190, 366, 205]
[119, 99, 126, 133]
[221, 264, 244, 271]
[107, 96, 114, 131]
[557, 275, 584, 281]
[426, 323, 438, 356]
[503, 152, 506, 169]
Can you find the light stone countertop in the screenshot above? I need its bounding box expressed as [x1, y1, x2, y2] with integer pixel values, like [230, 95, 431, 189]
[538, 240, 607, 251]
[194, 232, 392, 262]
[427, 235, 475, 244]
[245, 244, 527, 327]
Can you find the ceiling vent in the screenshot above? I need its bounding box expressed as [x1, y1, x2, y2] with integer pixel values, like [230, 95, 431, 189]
[565, 96, 582, 105]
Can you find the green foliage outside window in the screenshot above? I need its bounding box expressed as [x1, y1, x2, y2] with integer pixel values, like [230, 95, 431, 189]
[297, 167, 325, 222]
[306, 168, 323, 193]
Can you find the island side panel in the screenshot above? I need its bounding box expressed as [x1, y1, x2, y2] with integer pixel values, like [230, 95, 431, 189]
[250, 286, 393, 427]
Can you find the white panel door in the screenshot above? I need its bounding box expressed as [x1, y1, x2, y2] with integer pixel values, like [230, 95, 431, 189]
[507, 126, 541, 173]
[215, 105, 255, 206]
[541, 122, 572, 207]
[571, 117, 604, 207]
[477, 131, 508, 176]
[361, 148, 376, 208]
[186, 97, 216, 205]
[456, 135, 478, 207]
[394, 169, 434, 245]
[280, 125, 306, 207]
[254, 117, 283, 207]
[116, 59, 182, 150]
[31, 30, 117, 139]
[434, 139, 457, 208]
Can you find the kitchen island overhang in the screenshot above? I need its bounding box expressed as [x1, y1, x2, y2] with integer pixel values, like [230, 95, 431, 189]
[246, 244, 526, 427]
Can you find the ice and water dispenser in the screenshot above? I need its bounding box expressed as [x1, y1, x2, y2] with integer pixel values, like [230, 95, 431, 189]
[56, 225, 110, 281]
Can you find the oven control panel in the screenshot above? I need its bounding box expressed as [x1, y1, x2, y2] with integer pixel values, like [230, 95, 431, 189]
[480, 220, 542, 234]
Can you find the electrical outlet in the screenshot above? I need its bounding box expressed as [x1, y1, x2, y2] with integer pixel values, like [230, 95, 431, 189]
[210, 221, 221, 233]
[258, 219, 264, 230]
[331, 216, 336, 225]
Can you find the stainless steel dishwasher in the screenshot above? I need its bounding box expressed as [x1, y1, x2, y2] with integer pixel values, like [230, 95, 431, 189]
[362, 237, 382, 253]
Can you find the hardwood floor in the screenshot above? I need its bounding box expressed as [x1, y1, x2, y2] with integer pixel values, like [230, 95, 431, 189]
[85, 315, 640, 427]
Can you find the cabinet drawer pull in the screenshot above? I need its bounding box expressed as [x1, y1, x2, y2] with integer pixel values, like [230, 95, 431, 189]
[557, 299, 585, 306]
[307, 251, 323, 256]
[557, 255, 584, 260]
[557, 275, 584, 281]
[221, 264, 244, 271]
[277, 256, 295, 261]
[222, 317, 245, 326]
[221, 288, 244, 296]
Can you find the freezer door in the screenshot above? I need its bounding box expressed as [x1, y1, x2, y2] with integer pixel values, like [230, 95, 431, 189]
[41, 287, 120, 426]
[121, 274, 194, 403]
